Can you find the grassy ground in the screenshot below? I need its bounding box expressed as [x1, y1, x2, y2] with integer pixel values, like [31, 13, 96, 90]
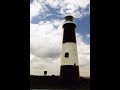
[30, 75, 90, 89]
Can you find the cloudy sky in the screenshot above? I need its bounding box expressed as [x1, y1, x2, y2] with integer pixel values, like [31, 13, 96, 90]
[30, 0, 90, 77]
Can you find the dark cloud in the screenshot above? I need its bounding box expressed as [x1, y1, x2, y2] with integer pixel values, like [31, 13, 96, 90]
[30, 0, 34, 3]
[33, 64, 45, 69]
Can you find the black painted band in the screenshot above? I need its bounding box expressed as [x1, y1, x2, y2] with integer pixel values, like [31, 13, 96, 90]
[60, 65, 80, 84]
[62, 23, 76, 43]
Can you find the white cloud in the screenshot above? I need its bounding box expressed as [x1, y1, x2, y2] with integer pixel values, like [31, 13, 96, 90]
[80, 64, 90, 77]
[30, 0, 90, 21]
[30, 0, 50, 21]
[57, 0, 90, 18]
[30, 20, 63, 59]
[30, 1, 42, 21]
[86, 34, 90, 38]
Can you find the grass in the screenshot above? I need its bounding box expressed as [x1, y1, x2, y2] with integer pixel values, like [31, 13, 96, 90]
[30, 75, 90, 89]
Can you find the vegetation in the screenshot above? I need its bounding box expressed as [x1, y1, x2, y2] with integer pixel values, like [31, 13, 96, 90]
[30, 75, 90, 89]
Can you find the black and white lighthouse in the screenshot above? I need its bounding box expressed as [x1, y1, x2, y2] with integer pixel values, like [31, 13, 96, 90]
[60, 16, 80, 85]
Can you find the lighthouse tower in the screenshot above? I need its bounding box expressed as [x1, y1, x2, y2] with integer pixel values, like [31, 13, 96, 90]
[60, 16, 80, 85]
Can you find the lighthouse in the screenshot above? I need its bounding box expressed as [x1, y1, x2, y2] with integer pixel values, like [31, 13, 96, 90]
[60, 15, 80, 85]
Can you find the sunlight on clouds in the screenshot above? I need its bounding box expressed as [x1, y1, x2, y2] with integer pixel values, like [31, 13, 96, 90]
[30, 0, 90, 20]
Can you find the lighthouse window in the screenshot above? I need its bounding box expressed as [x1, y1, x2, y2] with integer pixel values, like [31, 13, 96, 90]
[65, 52, 69, 57]
[74, 63, 76, 66]
[44, 71, 47, 76]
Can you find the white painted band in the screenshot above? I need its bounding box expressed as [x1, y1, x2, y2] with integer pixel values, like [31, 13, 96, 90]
[61, 42, 79, 66]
